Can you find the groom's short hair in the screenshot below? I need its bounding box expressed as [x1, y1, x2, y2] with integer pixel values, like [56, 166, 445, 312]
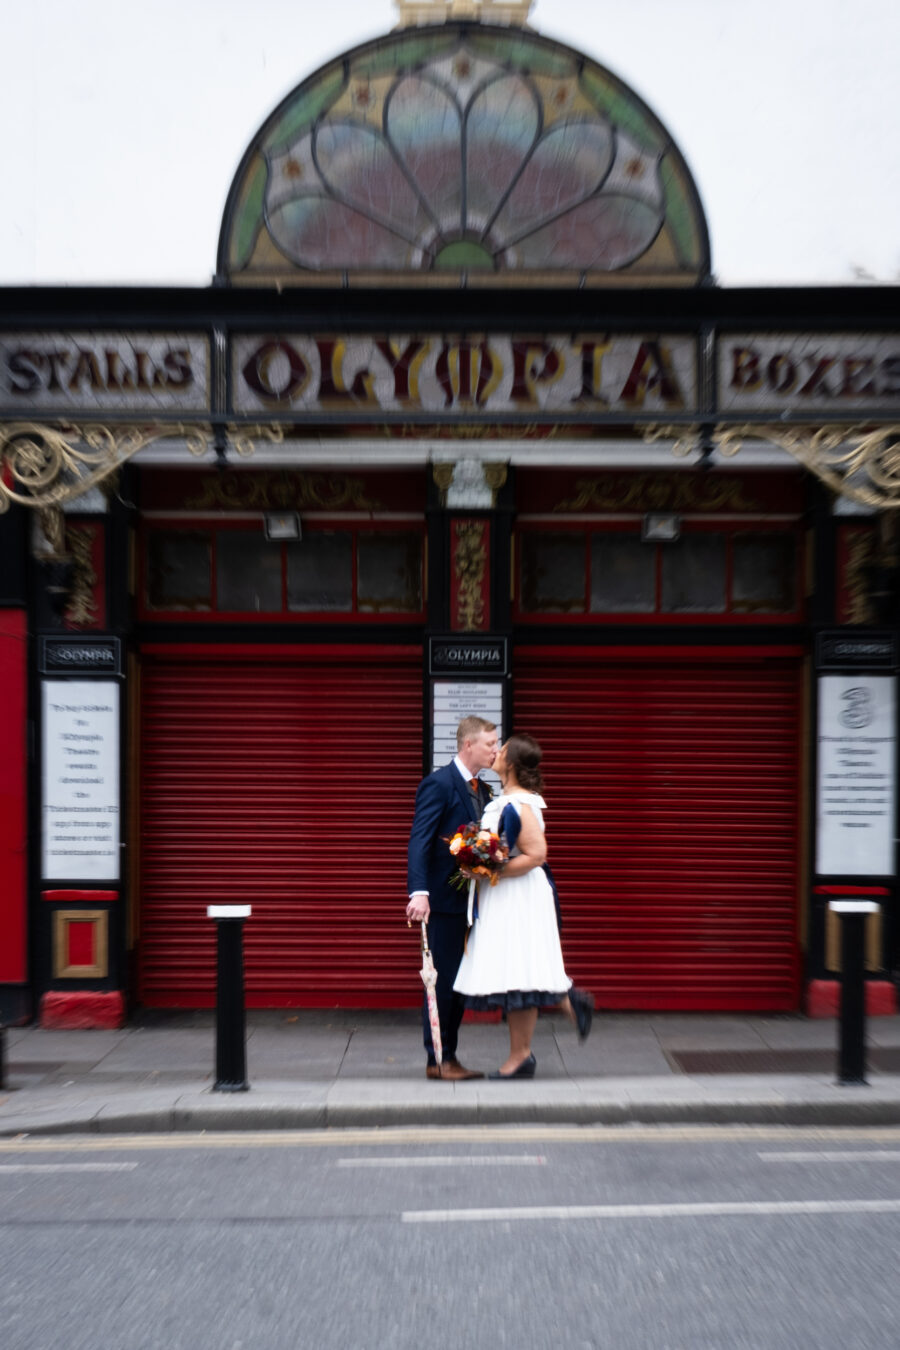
[457, 715, 496, 748]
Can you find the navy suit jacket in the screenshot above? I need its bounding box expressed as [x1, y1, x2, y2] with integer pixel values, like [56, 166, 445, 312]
[407, 763, 489, 916]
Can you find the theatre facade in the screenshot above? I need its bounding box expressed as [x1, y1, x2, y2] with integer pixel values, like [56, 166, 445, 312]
[1, 6, 899, 1027]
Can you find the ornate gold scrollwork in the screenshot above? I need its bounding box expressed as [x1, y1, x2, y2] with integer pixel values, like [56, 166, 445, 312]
[65, 525, 100, 627]
[643, 424, 900, 510]
[454, 520, 488, 630]
[0, 422, 286, 512]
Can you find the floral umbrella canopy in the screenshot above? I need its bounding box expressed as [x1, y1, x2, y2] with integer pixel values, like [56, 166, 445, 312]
[219, 22, 710, 286]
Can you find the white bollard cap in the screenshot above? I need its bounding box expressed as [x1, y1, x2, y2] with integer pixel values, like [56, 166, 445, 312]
[207, 905, 252, 919]
[827, 900, 881, 914]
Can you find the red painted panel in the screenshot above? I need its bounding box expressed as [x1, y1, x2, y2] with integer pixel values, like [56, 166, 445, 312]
[67, 920, 96, 967]
[514, 646, 803, 1012]
[813, 885, 890, 896]
[0, 610, 27, 983]
[40, 991, 125, 1029]
[42, 890, 119, 902]
[139, 649, 424, 1007]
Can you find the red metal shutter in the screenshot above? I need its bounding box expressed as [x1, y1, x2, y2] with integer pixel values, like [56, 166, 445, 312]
[139, 647, 423, 1007]
[514, 647, 803, 1011]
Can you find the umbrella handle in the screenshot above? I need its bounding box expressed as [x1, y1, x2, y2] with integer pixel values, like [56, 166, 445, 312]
[420, 919, 430, 957]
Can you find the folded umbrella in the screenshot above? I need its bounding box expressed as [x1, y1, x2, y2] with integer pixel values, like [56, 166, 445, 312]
[420, 921, 443, 1067]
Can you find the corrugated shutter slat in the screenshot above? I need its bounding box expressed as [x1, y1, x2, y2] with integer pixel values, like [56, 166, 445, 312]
[514, 651, 802, 1011]
[139, 653, 423, 1007]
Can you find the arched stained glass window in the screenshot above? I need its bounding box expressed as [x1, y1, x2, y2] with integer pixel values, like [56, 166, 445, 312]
[218, 22, 710, 286]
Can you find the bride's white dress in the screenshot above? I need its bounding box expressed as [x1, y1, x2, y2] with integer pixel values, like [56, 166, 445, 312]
[452, 791, 572, 1009]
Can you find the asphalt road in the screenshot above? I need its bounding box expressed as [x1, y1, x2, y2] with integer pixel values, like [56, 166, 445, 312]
[3, 1124, 900, 1350]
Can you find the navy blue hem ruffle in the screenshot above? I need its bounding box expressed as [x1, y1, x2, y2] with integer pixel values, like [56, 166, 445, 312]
[462, 989, 568, 1012]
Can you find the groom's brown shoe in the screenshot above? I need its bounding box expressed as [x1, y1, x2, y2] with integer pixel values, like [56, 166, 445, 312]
[439, 1058, 483, 1081]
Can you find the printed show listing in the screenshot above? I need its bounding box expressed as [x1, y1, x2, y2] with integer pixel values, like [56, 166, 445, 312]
[432, 680, 504, 777]
[817, 675, 896, 876]
[42, 681, 120, 880]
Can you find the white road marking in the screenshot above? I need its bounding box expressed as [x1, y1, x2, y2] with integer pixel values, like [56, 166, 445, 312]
[760, 1151, 900, 1163]
[0, 1163, 139, 1174]
[335, 1155, 546, 1168]
[402, 1198, 900, 1224]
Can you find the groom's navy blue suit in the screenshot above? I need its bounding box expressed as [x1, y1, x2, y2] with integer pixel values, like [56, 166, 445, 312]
[407, 761, 491, 1065]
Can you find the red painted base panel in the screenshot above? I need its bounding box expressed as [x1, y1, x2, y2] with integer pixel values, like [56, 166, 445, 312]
[805, 980, 897, 1019]
[40, 991, 126, 1030]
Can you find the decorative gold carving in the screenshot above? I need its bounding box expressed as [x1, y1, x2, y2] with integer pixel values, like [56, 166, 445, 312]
[433, 461, 508, 508]
[65, 525, 100, 627]
[390, 423, 581, 440]
[554, 473, 762, 513]
[0, 422, 285, 513]
[433, 464, 455, 497]
[644, 423, 900, 510]
[394, 0, 534, 27]
[454, 520, 488, 630]
[183, 470, 380, 511]
[0, 423, 205, 513]
[483, 463, 508, 500]
[39, 506, 66, 554]
[841, 529, 874, 624]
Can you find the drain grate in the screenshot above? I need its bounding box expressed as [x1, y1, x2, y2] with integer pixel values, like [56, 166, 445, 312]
[670, 1047, 900, 1076]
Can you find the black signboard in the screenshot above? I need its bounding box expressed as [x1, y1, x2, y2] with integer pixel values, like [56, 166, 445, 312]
[428, 636, 508, 676]
[39, 636, 122, 676]
[816, 630, 898, 670]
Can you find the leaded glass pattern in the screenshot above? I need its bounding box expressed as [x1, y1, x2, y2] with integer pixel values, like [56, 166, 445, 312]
[220, 24, 709, 284]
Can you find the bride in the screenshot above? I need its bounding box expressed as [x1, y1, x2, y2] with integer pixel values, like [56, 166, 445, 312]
[453, 732, 593, 1079]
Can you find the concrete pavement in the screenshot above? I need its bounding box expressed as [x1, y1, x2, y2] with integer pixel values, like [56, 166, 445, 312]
[3, 1008, 900, 1135]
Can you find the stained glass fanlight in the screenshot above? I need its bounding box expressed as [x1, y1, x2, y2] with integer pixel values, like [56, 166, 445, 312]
[218, 22, 710, 286]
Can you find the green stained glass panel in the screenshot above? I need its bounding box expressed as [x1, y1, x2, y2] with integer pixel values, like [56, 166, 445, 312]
[230, 155, 268, 269]
[264, 66, 347, 153]
[222, 23, 708, 282]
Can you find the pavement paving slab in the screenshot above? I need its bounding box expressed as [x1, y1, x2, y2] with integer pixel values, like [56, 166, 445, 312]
[2, 1010, 900, 1135]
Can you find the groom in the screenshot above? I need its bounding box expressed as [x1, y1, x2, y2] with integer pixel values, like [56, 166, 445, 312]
[406, 715, 498, 1080]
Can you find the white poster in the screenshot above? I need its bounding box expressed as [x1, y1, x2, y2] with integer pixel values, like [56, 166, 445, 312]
[42, 680, 120, 880]
[817, 675, 896, 876]
[432, 680, 504, 780]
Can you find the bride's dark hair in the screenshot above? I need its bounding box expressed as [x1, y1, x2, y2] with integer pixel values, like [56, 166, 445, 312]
[504, 733, 544, 793]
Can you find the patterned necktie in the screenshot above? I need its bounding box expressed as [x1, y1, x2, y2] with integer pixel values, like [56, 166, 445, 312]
[468, 777, 481, 815]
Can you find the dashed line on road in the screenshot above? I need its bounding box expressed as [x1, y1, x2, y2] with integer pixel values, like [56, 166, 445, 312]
[335, 1155, 546, 1168]
[0, 1163, 139, 1173]
[402, 1198, 900, 1224]
[759, 1151, 900, 1163]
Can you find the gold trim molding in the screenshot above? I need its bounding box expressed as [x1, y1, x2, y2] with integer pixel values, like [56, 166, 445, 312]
[645, 423, 900, 509]
[53, 909, 108, 980]
[0, 422, 285, 513]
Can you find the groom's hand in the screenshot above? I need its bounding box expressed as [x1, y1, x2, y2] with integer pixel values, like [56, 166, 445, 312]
[406, 892, 430, 924]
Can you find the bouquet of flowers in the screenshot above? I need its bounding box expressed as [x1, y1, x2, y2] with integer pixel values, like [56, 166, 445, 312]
[445, 822, 509, 890]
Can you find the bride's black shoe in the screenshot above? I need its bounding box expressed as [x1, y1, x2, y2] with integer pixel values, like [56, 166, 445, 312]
[569, 987, 594, 1042]
[488, 1053, 536, 1080]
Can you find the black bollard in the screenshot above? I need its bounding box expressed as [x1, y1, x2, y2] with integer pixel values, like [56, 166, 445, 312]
[207, 905, 251, 1092]
[829, 900, 879, 1086]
